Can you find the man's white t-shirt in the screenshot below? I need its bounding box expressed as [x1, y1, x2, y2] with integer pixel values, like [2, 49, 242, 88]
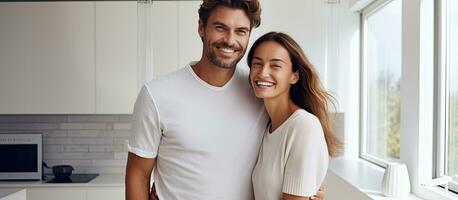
[252, 109, 329, 200]
[128, 62, 268, 200]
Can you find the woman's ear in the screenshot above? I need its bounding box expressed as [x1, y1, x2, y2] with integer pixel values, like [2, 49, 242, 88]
[290, 71, 299, 84]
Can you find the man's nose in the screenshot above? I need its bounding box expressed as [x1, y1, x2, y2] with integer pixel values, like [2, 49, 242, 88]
[223, 31, 236, 47]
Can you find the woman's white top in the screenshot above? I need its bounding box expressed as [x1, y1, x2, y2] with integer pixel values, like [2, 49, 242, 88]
[252, 109, 329, 199]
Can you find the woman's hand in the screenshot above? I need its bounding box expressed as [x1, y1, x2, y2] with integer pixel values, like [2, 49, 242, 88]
[312, 185, 325, 200]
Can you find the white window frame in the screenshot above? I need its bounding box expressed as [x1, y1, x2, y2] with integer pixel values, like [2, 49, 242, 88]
[437, 0, 458, 194]
[360, 0, 401, 167]
[401, 0, 457, 199]
[359, 0, 458, 199]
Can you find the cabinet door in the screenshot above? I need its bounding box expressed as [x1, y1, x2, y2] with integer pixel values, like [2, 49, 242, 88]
[151, 1, 179, 78]
[177, 1, 202, 68]
[86, 187, 124, 200]
[95, 1, 138, 114]
[0, 2, 96, 114]
[26, 188, 86, 200]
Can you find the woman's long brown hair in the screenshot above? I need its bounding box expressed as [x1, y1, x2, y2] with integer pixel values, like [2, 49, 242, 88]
[247, 32, 342, 157]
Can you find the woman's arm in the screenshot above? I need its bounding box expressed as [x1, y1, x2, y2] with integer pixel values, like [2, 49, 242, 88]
[281, 185, 325, 200]
[281, 193, 310, 200]
[281, 114, 328, 200]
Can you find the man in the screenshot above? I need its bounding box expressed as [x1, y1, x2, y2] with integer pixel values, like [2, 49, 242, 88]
[125, 0, 325, 199]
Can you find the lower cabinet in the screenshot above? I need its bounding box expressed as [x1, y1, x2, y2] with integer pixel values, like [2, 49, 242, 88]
[26, 188, 86, 200]
[86, 187, 124, 200]
[25, 187, 124, 200]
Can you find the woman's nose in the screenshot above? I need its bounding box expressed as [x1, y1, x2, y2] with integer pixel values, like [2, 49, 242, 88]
[259, 66, 270, 77]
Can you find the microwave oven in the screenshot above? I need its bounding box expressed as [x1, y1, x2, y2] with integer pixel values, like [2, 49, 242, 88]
[0, 133, 42, 180]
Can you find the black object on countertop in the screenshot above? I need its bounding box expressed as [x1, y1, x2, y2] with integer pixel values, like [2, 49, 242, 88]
[45, 173, 98, 183]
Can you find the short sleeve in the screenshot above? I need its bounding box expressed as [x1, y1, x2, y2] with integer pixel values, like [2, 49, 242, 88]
[127, 85, 162, 159]
[282, 114, 329, 197]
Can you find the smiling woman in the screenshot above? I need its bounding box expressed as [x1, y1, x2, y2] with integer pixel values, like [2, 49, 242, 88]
[247, 32, 341, 200]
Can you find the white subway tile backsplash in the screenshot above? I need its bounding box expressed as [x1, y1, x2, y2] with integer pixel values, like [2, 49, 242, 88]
[0, 114, 132, 174]
[45, 152, 114, 160]
[89, 144, 124, 152]
[45, 137, 116, 145]
[61, 160, 93, 167]
[114, 138, 129, 145]
[43, 130, 67, 137]
[60, 123, 112, 130]
[43, 144, 64, 152]
[113, 123, 131, 130]
[67, 115, 119, 123]
[118, 115, 132, 122]
[75, 166, 125, 174]
[67, 130, 99, 137]
[65, 145, 89, 152]
[99, 130, 130, 137]
[0, 123, 58, 130]
[92, 159, 126, 167]
[114, 152, 128, 160]
[15, 115, 68, 123]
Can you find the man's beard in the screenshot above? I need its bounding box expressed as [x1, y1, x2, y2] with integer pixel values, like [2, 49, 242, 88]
[206, 42, 244, 69]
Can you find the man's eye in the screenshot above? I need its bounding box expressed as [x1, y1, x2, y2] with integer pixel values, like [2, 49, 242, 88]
[237, 30, 247, 36]
[252, 63, 261, 67]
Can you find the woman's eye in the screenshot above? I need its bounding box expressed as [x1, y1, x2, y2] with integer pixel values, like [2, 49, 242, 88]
[252, 63, 261, 67]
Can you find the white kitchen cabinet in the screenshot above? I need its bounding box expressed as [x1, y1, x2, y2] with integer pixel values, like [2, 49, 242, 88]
[24, 187, 123, 200]
[95, 1, 138, 114]
[150, 1, 201, 78]
[0, 2, 96, 114]
[177, 1, 202, 69]
[0, 1, 139, 114]
[150, 1, 179, 78]
[86, 187, 124, 200]
[26, 188, 85, 200]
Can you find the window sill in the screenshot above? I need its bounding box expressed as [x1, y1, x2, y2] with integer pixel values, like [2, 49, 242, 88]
[328, 157, 424, 200]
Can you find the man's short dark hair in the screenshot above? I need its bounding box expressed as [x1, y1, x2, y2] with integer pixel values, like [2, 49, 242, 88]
[198, 0, 261, 30]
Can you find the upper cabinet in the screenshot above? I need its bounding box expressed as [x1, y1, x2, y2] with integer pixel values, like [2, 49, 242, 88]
[0, 1, 139, 114]
[150, 1, 201, 78]
[0, 2, 96, 114]
[95, 1, 138, 114]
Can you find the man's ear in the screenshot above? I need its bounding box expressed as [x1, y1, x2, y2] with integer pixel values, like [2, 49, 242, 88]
[198, 19, 204, 38]
[290, 71, 299, 84]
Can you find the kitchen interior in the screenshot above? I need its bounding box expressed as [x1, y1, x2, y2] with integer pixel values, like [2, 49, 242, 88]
[0, 0, 454, 200]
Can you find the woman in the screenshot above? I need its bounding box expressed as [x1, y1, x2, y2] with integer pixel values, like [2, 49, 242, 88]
[249, 32, 341, 200]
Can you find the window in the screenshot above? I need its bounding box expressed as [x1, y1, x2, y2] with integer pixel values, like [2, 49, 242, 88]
[438, 0, 458, 192]
[361, 0, 402, 165]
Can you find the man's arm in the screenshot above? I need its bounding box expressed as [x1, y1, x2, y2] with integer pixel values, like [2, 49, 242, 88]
[125, 152, 156, 200]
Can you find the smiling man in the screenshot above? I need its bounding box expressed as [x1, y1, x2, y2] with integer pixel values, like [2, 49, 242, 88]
[125, 1, 324, 200]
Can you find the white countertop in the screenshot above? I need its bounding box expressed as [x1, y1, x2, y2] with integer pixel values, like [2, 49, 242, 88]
[0, 174, 124, 188]
[0, 188, 25, 200]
